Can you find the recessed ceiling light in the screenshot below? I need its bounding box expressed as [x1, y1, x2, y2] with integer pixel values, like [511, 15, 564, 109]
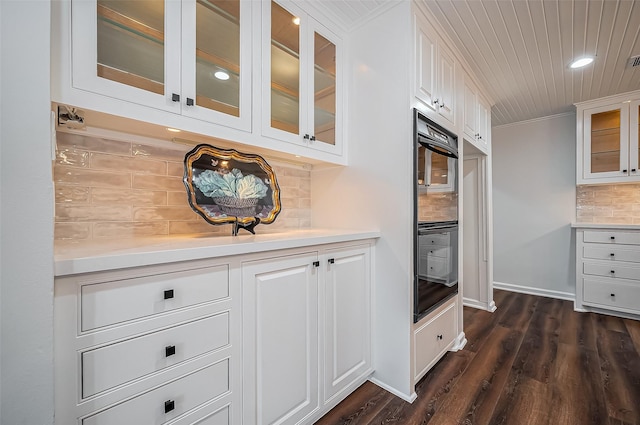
[292, 16, 300, 25]
[166, 128, 181, 133]
[214, 71, 230, 80]
[570, 57, 594, 69]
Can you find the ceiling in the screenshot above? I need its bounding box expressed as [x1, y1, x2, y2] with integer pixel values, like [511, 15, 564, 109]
[310, 0, 640, 127]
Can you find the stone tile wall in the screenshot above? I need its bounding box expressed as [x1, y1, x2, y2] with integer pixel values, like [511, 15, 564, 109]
[417, 191, 458, 222]
[577, 184, 640, 224]
[54, 132, 311, 240]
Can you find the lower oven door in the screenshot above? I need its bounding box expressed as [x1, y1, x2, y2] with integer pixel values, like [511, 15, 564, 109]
[415, 224, 458, 322]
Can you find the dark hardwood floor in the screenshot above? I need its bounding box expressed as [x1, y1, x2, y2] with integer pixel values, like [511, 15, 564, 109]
[315, 290, 640, 425]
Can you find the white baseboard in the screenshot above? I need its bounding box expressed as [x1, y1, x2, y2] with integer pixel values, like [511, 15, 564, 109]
[493, 281, 574, 301]
[451, 331, 467, 352]
[463, 298, 491, 311]
[368, 377, 417, 403]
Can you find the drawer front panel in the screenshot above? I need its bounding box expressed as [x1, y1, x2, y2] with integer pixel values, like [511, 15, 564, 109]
[425, 246, 450, 259]
[583, 244, 640, 263]
[583, 231, 640, 245]
[425, 256, 451, 280]
[414, 301, 456, 380]
[583, 279, 640, 313]
[191, 406, 229, 425]
[82, 313, 230, 398]
[81, 265, 229, 331]
[583, 261, 640, 281]
[83, 359, 230, 425]
[419, 233, 450, 247]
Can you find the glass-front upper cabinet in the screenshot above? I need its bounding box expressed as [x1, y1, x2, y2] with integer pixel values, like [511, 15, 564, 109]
[71, 0, 251, 130]
[582, 103, 630, 181]
[262, 0, 342, 155]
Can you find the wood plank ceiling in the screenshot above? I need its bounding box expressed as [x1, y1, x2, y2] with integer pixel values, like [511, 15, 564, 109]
[312, 0, 640, 127]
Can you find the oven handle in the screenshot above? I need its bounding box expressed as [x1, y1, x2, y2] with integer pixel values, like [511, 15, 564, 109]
[418, 135, 458, 159]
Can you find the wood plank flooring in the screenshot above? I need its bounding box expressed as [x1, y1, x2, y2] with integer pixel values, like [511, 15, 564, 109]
[315, 290, 640, 425]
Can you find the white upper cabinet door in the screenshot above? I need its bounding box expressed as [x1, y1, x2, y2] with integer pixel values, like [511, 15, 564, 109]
[180, 0, 252, 131]
[582, 103, 630, 182]
[71, 0, 251, 131]
[72, 0, 182, 113]
[262, 0, 343, 156]
[477, 94, 490, 150]
[415, 16, 437, 114]
[436, 43, 456, 125]
[463, 80, 478, 142]
[629, 100, 640, 174]
[414, 13, 456, 127]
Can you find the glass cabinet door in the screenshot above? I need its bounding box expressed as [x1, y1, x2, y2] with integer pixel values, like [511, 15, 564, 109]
[96, 0, 165, 94]
[268, 1, 301, 135]
[631, 100, 640, 175]
[584, 104, 630, 179]
[181, 0, 251, 129]
[312, 31, 336, 146]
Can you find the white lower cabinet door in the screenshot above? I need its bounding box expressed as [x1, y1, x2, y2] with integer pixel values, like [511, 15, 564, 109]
[242, 252, 320, 425]
[322, 244, 372, 403]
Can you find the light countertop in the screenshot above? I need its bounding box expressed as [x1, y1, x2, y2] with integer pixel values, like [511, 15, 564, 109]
[572, 223, 640, 230]
[55, 229, 381, 277]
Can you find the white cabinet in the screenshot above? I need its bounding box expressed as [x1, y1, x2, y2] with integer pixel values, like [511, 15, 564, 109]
[575, 227, 640, 319]
[261, 0, 343, 156]
[414, 13, 456, 127]
[413, 297, 458, 382]
[242, 242, 373, 425]
[322, 244, 372, 404]
[463, 77, 490, 153]
[242, 251, 320, 425]
[576, 90, 640, 184]
[54, 259, 241, 425]
[71, 0, 252, 131]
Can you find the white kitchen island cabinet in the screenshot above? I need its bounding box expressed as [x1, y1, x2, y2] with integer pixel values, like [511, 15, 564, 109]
[54, 231, 377, 425]
[574, 224, 640, 320]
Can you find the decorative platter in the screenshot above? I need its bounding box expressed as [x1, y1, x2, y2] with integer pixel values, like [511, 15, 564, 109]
[183, 144, 281, 234]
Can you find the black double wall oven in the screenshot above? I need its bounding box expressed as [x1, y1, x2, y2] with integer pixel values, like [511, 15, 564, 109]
[413, 109, 459, 323]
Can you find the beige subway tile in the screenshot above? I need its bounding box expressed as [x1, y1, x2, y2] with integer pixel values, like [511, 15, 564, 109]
[133, 174, 184, 191]
[56, 132, 131, 155]
[167, 191, 189, 205]
[56, 204, 131, 222]
[593, 216, 632, 224]
[93, 222, 169, 238]
[133, 205, 196, 221]
[90, 152, 167, 175]
[91, 188, 167, 206]
[281, 198, 299, 208]
[55, 185, 90, 204]
[168, 221, 228, 236]
[282, 167, 311, 178]
[55, 223, 91, 240]
[576, 217, 594, 223]
[613, 209, 640, 218]
[56, 148, 90, 168]
[299, 218, 311, 227]
[298, 179, 311, 191]
[299, 198, 311, 209]
[167, 162, 185, 177]
[54, 167, 131, 188]
[132, 143, 184, 161]
[277, 176, 301, 188]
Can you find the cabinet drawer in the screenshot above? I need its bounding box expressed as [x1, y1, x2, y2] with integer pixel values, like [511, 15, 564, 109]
[583, 244, 640, 263]
[83, 359, 230, 425]
[425, 256, 451, 280]
[583, 261, 640, 281]
[425, 246, 450, 258]
[414, 301, 456, 380]
[583, 278, 640, 314]
[583, 230, 640, 245]
[419, 233, 450, 247]
[82, 312, 230, 398]
[81, 265, 229, 331]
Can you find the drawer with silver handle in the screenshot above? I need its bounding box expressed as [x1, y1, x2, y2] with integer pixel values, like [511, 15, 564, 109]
[583, 278, 640, 314]
[82, 312, 230, 398]
[82, 359, 230, 425]
[583, 244, 640, 263]
[583, 261, 640, 281]
[583, 230, 640, 245]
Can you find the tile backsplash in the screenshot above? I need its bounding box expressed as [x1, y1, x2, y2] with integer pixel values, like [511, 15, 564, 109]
[417, 191, 457, 222]
[54, 132, 311, 240]
[577, 184, 640, 224]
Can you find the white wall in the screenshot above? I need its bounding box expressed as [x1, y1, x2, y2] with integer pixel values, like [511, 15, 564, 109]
[0, 2, 54, 424]
[492, 113, 576, 298]
[312, 2, 415, 399]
